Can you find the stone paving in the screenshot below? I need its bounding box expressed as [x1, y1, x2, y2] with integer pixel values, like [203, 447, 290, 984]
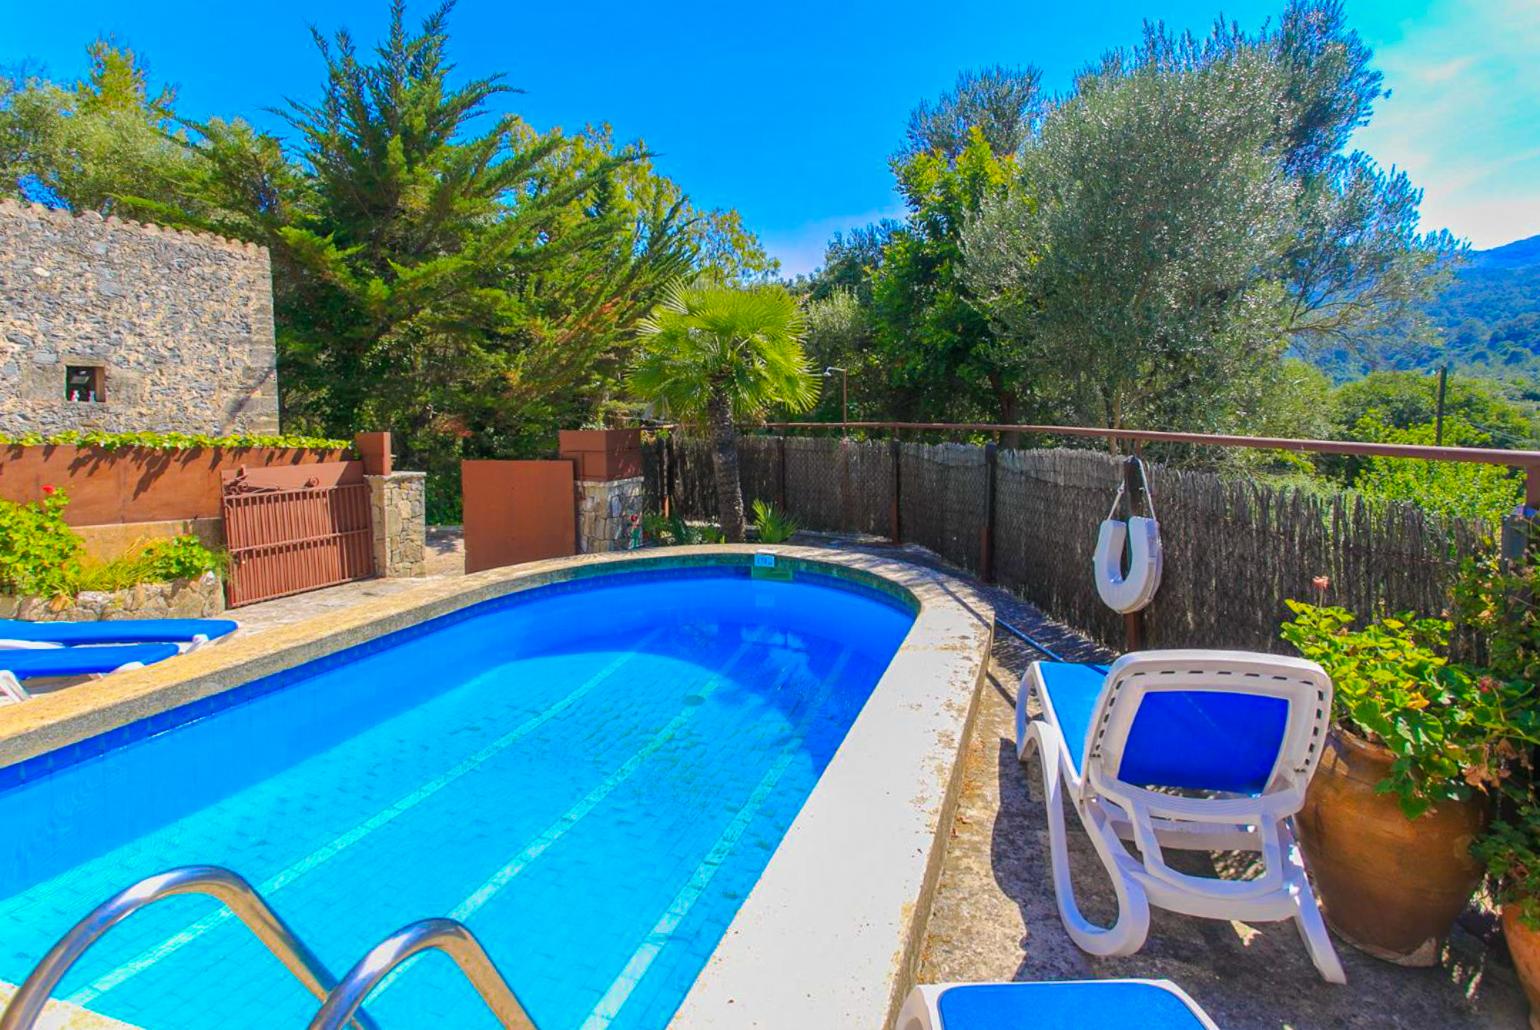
[230, 525, 465, 635]
[217, 530, 1535, 1026]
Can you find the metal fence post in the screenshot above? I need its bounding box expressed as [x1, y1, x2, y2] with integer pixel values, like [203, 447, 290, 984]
[890, 434, 903, 544]
[1122, 455, 1146, 651]
[981, 441, 998, 583]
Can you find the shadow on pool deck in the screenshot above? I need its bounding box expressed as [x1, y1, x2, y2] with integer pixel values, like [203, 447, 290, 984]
[914, 611, 1529, 1029]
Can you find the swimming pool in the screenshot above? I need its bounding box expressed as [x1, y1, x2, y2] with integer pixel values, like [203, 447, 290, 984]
[0, 565, 915, 1029]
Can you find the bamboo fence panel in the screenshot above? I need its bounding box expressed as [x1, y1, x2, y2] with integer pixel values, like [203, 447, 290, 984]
[900, 442, 989, 574]
[643, 436, 1488, 654]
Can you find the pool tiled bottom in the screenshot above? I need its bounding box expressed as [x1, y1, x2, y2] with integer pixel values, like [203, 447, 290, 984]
[0, 574, 911, 1029]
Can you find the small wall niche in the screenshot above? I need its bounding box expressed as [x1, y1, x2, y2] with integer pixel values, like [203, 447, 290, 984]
[65, 365, 106, 403]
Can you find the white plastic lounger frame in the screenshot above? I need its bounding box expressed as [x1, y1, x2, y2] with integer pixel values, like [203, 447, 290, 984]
[1016, 650, 1346, 983]
[1093, 463, 1162, 613]
[0, 633, 221, 653]
[896, 978, 1219, 1030]
[0, 658, 158, 706]
[0, 671, 27, 704]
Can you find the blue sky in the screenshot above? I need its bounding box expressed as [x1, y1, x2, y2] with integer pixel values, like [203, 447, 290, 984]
[4, 0, 1537, 274]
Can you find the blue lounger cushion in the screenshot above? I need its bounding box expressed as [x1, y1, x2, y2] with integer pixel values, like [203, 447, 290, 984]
[1037, 661, 1290, 794]
[0, 618, 237, 646]
[936, 980, 1211, 1028]
[0, 643, 181, 680]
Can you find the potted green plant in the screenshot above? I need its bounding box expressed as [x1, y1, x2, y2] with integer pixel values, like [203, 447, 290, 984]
[1475, 804, 1540, 1027]
[1460, 539, 1540, 1024]
[1281, 601, 1532, 964]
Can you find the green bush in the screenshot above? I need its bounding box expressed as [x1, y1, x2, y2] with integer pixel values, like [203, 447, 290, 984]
[76, 536, 227, 593]
[0, 488, 84, 599]
[1281, 600, 1539, 818]
[750, 500, 799, 543]
[0, 489, 226, 599]
[640, 512, 724, 546]
[1474, 802, 1540, 929]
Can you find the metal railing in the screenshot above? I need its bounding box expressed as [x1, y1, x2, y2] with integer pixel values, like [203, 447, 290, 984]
[755, 419, 1540, 504]
[0, 866, 377, 1030]
[306, 918, 535, 1030]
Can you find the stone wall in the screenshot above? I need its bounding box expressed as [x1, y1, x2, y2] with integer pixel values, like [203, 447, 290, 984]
[0, 199, 279, 436]
[0, 571, 225, 621]
[576, 476, 645, 553]
[367, 472, 427, 577]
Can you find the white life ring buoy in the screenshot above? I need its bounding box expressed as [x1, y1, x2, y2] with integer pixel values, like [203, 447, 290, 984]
[1094, 514, 1163, 613]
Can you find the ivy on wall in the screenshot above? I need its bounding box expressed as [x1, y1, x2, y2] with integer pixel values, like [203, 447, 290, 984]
[0, 430, 351, 452]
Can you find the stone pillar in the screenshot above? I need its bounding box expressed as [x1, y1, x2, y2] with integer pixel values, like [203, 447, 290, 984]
[576, 476, 644, 554]
[367, 471, 427, 577]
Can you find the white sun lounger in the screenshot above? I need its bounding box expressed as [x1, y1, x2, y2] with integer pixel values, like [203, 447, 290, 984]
[0, 617, 237, 652]
[0, 643, 182, 704]
[1017, 649, 1345, 983]
[897, 978, 1218, 1029]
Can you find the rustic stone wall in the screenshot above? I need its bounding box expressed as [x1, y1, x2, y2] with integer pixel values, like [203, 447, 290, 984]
[577, 476, 644, 553]
[367, 472, 427, 577]
[0, 199, 279, 435]
[0, 571, 225, 621]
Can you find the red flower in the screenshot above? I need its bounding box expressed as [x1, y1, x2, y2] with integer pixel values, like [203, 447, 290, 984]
[40, 484, 55, 496]
[1311, 575, 1330, 592]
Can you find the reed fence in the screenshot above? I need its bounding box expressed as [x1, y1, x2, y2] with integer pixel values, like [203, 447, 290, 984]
[644, 435, 1490, 655]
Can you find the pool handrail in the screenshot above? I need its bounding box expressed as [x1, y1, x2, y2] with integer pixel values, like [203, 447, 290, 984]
[305, 917, 535, 1030]
[0, 865, 378, 1030]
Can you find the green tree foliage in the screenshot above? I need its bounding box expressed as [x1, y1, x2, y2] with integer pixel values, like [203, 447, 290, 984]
[872, 129, 1026, 425]
[630, 282, 817, 541]
[1332, 370, 1537, 447]
[897, 65, 1044, 162]
[957, 1, 1458, 442]
[1351, 418, 1525, 523]
[4, 8, 776, 519]
[964, 37, 1295, 434]
[0, 40, 190, 211]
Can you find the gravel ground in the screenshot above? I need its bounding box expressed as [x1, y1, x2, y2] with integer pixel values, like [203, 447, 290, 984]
[819, 537, 1531, 1030]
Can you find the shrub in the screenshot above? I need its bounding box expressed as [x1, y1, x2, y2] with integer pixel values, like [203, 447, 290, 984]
[1474, 801, 1540, 929]
[1281, 600, 1538, 818]
[0, 488, 225, 598]
[640, 512, 724, 546]
[76, 536, 226, 593]
[0, 488, 84, 599]
[750, 500, 799, 543]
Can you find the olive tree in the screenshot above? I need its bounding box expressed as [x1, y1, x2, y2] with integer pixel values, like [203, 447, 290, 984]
[963, 40, 1297, 435]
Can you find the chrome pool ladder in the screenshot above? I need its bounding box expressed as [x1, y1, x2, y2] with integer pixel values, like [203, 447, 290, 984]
[0, 865, 536, 1030]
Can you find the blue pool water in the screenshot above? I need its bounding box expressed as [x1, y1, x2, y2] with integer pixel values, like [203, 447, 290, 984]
[0, 566, 914, 1029]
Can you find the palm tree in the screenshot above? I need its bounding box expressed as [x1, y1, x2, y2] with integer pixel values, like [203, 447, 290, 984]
[631, 281, 818, 542]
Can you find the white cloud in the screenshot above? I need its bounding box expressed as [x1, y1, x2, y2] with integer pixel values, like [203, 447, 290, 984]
[1352, 0, 1540, 248]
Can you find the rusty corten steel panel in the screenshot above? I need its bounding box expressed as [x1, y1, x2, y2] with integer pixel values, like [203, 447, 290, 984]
[0, 445, 349, 526]
[220, 462, 375, 607]
[461, 460, 576, 574]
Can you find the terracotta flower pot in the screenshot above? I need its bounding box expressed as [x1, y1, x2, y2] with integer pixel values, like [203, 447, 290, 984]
[1504, 907, 1540, 1030]
[1295, 729, 1489, 965]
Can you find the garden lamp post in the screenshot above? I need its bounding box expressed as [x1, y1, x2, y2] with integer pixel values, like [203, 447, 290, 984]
[824, 367, 848, 437]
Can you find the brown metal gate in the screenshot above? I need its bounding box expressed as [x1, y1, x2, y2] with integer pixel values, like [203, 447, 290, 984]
[221, 462, 376, 607]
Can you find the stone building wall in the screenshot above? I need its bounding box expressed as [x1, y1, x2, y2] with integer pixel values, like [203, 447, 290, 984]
[0, 199, 279, 435]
